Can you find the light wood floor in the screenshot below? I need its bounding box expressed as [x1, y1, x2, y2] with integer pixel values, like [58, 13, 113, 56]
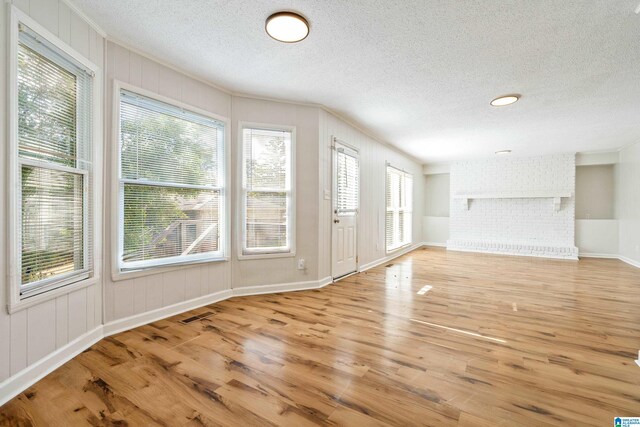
[2, 247, 640, 426]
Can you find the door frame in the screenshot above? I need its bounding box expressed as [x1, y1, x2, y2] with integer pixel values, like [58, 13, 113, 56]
[331, 136, 360, 280]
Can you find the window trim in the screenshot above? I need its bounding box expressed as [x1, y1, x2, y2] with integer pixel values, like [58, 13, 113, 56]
[385, 163, 414, 254]
[237, 122, 296, 260]
[7, 6, 103, 313]
[111, 80, 230, 281]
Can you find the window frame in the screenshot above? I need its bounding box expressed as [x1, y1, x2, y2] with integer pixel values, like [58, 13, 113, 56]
[111, 81, 230, 280]
[237, 122, 296, 260]
[385, 164, 413, 254]
[7, 6, 103, 313]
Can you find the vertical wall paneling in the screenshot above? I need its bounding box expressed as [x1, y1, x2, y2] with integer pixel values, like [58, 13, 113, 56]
[0, 0, 105, 385]
[54, 296, 68, 348]
[67, 289, 88, 341]
[103, 42, 234, 322]
[26, 300, 56, 365]
[0, 1, 10, 383]
[9, 310, 28, 376]
[318, 110, 424, 276]
[57, 0, 71, 44]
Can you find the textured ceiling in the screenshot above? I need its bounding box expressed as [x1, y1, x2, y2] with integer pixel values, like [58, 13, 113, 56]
[73, 0, 640, 163]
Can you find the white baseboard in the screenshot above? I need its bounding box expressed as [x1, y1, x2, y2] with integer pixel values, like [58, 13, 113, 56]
[580, 253, 640, 269]
[619, 255, 640, 269]
[579, 253, 620, 259]
[359, 242, 425, 272]
[423, 242, 447, 247]
[103, 289, 233, 337]
[0, 326, 104, 407]
[232, 276, 333, 297]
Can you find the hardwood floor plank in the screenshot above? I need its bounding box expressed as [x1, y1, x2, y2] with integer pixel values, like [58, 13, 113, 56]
[2, 247, 640, 426]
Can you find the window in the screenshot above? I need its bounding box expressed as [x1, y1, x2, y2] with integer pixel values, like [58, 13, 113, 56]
[117, 88, 227, 272]
[386, 165, 413, 252]
[13, 21, 96, 299]
[240, 126, 294, 256]
[335, 146, 359, 216]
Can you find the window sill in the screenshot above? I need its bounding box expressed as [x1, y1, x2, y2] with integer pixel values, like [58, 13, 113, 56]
[237, 251, 296, 261]
[7, 276, 99, 314]
[111, 256, 229, 282]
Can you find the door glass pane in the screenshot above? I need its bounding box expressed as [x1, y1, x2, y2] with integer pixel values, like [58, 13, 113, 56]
[336, 150, 359, 215]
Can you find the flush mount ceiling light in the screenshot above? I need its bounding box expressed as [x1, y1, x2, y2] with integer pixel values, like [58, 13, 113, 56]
[490, 94, 520, 107]
[495, 150, 512, 155]
[265, 12, 309, 43]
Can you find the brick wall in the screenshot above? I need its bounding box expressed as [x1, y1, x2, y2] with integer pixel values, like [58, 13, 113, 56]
[447, 153, 578, 259]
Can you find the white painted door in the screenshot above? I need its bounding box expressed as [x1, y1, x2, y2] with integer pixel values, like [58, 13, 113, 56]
[332, 139, 359, 279]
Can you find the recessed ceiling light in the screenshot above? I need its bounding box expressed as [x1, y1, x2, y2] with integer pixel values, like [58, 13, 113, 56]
[495, 150, 512, 155]
[490, 95, 520, 107]
[265, 12, 309, 43]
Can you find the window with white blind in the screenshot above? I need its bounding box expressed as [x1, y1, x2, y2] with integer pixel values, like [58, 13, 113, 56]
[12, 20, 96, 299]
[117, 88, 227, 272]
[386, 165, 413, 252]
[240, 125, 294, 257]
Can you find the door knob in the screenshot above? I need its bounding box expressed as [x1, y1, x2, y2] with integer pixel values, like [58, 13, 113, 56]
[334, 219, 340, 223]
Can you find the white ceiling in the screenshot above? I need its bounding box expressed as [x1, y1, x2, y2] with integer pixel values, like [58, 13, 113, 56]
[73, 0, 640, 163]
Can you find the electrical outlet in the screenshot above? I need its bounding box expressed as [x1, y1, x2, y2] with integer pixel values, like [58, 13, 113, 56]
[297, 258, 306, 270]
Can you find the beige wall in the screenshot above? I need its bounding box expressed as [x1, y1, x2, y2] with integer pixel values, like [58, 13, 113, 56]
[575, 165, 615, 219]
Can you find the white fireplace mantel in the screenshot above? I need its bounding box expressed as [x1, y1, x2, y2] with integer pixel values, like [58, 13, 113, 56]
[453, 191, 573, 212]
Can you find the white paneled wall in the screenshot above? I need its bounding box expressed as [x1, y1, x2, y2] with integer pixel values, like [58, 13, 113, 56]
[104, 42, 234, 322]
[0, 0, 104, 383]
[448, 153, 578, 259]
[318, 110, 424, 276]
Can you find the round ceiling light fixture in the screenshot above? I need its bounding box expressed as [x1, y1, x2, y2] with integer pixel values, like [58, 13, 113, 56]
[265, 12, 309, 43]
[490, 94, 520, 107]
[495, 150, 512, 155]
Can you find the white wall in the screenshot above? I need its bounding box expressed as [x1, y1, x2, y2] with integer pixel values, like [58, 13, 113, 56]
[0, 0, 105, 383]
[448, 153, 578, 259]
[423, 173, 450, 245]
[617, 142, 640, 266]
[103, 42, 234, 323]
[318, 110, 424, 275]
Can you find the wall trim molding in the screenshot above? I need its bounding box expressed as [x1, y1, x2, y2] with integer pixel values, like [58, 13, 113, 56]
[359, 242, 425, 272]
[0, 326, 104, 407]
[447, 240, 579, 260]
[579, 253, 640, 269]
[423, 242, 447, 248]
[102, 289, 233, 337]
[618, 255, 640, 269]
[579, 253, 620, 259]
[232, 276, 333, 297]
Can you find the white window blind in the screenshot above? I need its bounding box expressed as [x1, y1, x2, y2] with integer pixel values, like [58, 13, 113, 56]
[386, 165, 413, 252]
[118, 89, 226, 271]
[17, 24, 94, 297]
[241, 127, 293, 255]
[336, 147, 359, 216]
